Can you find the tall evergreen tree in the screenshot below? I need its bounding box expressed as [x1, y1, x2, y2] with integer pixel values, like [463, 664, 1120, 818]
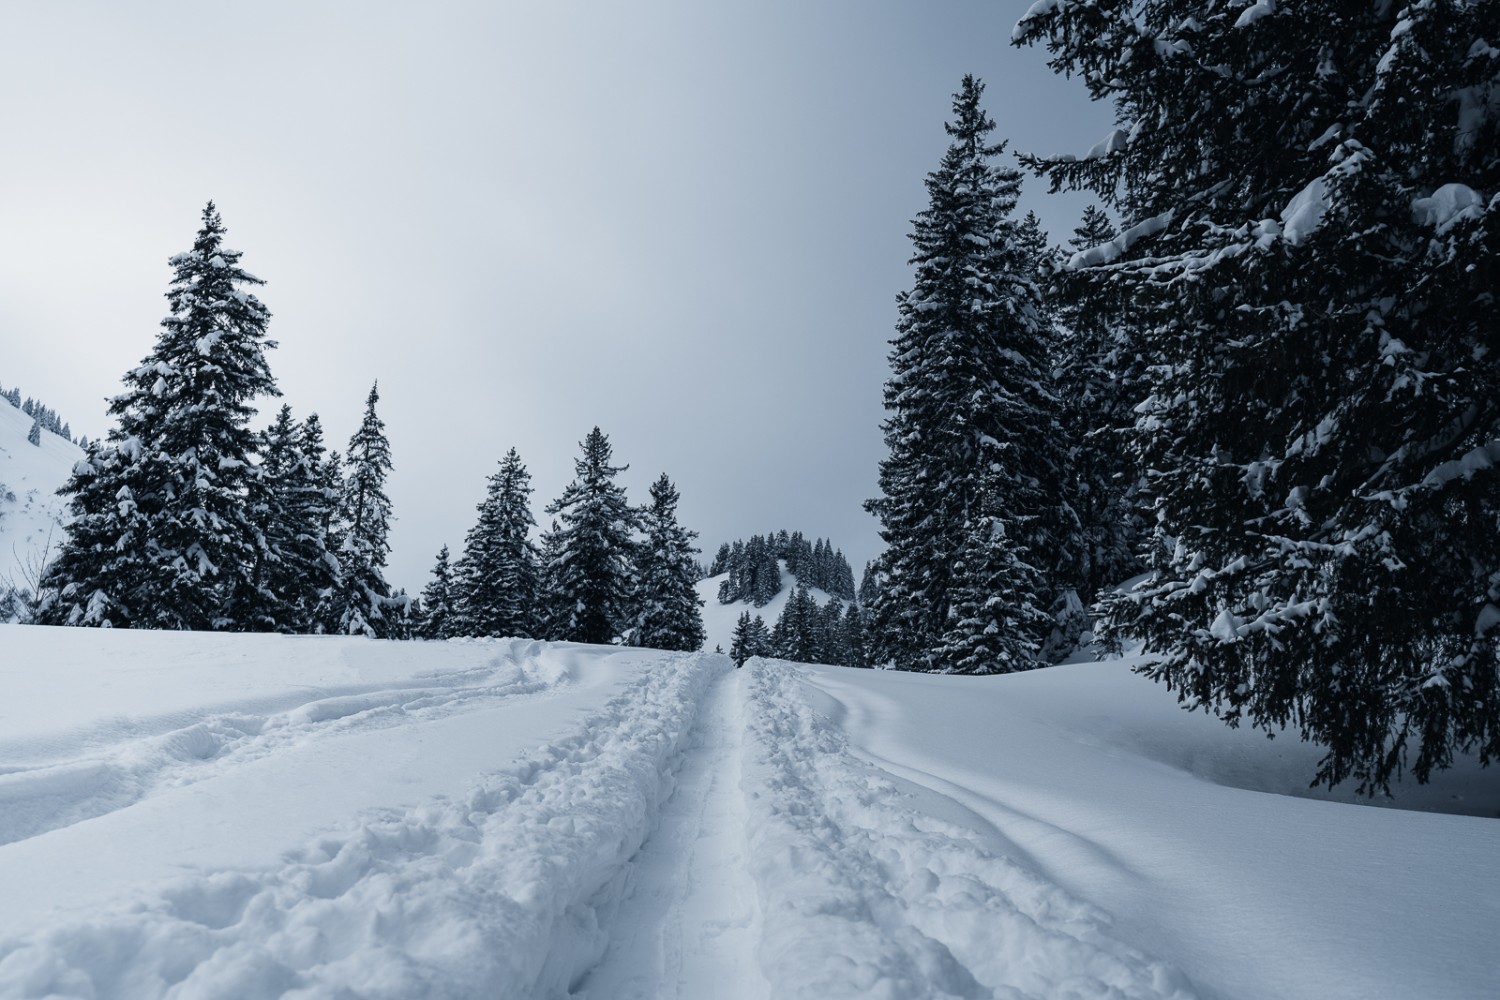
[933, 485, 1052, 674]
[540, 427, 639, 644]
[336, 383, 395, 638]
[298, 414, 342, 632]
[453, 448, 539, 638]
[1017, 0, 1500, 790]
[1052, 206, 1142, 605]
[417, 544, 456, 640]
[236, 405, 308, 630]
[633, 473, 706, 651]
[41, 203, 278, 629]
[865, 76, 1071, 671]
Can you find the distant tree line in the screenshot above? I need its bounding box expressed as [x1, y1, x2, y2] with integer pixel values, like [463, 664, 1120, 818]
[708, 531, 856, 605]
[30, 204, 705, 653]
[413, 429, 705, 652]
[728, 583, 867, 670]
[1, 383, 88, 449]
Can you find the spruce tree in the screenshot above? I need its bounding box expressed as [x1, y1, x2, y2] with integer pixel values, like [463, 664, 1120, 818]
[633, 473, 706, 651]
[730, 610, 756, 668]
[336, 383, 395, 638]
[237, 404, 306, 631]
[865, 76, 1072, 671]
[453, 448, 539, 638]
[298, 414, 342, 632]
[1052, 206, 1142, 605]
[417, 544, 456, 640]
[934, 484, 1052, 674]
[1017, 0, 1500, 790]
[539, 427, 639, 644]
[41, 203, 278, 629]
[26, 417, 40, 447]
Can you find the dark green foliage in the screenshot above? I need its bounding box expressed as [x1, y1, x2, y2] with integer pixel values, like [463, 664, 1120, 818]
[41, 203, 279, 629]
[453, 448, 539, 638]
[540, 427, 639, 644]
[417, 545, 456, 640]
[633, 474, 706, 651]
[1051, 205, 1143, 605]
[335, 383, 396, 638]
[865, 77, 1073, 671]
[1017, 0, 1500, 791]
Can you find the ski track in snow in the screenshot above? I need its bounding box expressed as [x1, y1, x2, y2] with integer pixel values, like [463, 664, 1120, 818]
[0, 650, 728, 999]
[739, 658, 1196, 1000]
[0, 640, 571, 848]
[574, 667, 769, 1000]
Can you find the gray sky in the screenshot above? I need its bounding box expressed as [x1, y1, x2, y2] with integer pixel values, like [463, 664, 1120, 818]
[0, 1, 1113, 591]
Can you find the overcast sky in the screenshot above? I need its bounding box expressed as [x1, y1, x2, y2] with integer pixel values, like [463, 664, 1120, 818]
[0, 1, 1114, 591]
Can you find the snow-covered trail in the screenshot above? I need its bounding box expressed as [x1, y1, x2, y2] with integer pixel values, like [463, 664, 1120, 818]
[574, 668, 769, 1000]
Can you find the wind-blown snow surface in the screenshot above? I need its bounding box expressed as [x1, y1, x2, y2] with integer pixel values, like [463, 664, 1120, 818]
[0, 401, 80, 596]
[0, 628, 1494, 999]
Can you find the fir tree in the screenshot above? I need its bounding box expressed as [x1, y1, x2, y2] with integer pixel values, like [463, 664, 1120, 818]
[336, 383, 395, 638]
[453, 448, 539, 638]
[1051, 205, 1142, 605]
[539, 427, 639, 644]
[865, 76, 1072, 671]
[298, 414, 342, 632]
[41, 203, 278, 629]
[934, 485, 1052, 674]
[1017, 0, 1500, 790]
[633, 473, 706, 651]
[417, 544, 456, 640]
[730, 610, 757, 668]
[26, 417, 40, 447]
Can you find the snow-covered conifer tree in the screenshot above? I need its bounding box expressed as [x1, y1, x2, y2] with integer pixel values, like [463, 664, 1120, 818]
[632, 473, 706, 651]
[41, 203, 278, 629]
[1016, 0, 1500, 790]
[416, 545, 456, 640]
[335, 383, 395, 638]
[1051, 206, 1141, 605]
[453, 447, 539, 638]
[539, 427, 639, 644]
[865, 76, 1073, 670]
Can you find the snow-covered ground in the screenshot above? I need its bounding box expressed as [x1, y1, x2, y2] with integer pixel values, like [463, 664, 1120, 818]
[0, 401, 80, 597]
[0, 627, 1494, 999]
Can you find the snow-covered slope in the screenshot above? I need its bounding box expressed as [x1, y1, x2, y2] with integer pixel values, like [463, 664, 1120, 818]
[0, 400, 81, 595]
[695, 563, 845, 653]
[0, 628, 1493, 999]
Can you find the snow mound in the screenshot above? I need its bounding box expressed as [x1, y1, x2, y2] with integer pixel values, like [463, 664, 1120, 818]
[737, 658, 1196, 999]
[1411, 183, 1486, 234]
[0, 640, 729, 998]
[0, 400, 82, 601]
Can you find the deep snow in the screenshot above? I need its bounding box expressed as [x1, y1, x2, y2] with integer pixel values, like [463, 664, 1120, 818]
[0, 627, 1494, 999]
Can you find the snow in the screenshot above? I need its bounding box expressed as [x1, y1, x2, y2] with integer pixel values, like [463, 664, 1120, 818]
[0, 628, 1494, 999]
[1234, 1, 1276, 29]
[1411, 183, 1486, 234]
[1280, 177, 1330, 244]
[0, 398, 82, 599]
[1068, 209, 1175, 268]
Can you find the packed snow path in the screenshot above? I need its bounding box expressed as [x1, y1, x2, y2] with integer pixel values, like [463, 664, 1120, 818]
[574, 668, 768, 1000]
[0, 628, 1494, 999]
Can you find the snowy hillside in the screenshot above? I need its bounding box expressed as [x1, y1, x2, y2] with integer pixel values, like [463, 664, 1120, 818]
[695, 563, 845, 653]
[0, 627, 1493, 999]
[0, 399, 81, 596]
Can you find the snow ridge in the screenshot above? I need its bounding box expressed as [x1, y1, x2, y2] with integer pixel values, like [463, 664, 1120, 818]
[0, 650, 729, 999]
[738, 658, 1197, 1000]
